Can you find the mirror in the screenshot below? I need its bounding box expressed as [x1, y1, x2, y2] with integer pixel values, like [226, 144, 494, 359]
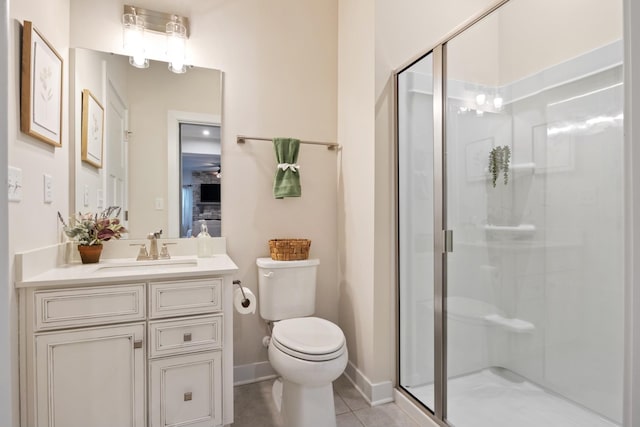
[70, 48, 222, 239]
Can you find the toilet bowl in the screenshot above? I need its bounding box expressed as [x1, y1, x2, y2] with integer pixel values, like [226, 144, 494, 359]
[256, 258, 348, 427]
[268, 317, 348, 427]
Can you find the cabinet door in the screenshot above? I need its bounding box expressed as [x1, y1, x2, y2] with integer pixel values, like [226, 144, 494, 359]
[150, 351, 222, 427]
[34, 323, 145, 427]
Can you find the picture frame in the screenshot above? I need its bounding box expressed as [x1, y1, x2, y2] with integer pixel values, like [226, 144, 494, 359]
[81, 89, 105, 168]
[465, 137, 494, 181]
[20, 21, 63, 147]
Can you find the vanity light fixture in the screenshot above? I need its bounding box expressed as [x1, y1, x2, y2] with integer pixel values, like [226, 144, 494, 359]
[122, 8, 148, 69]
[123, 5, 190, 73]
[166, 16, 187, 74]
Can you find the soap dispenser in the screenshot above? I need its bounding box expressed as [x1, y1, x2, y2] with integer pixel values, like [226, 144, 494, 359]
[197, 220, 213, 258]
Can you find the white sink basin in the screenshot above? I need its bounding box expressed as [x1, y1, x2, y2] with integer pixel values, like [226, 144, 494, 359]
[95, 258, 199, 273]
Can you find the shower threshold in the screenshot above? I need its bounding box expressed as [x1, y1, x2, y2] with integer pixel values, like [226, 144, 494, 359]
[406, 368, 619, 427]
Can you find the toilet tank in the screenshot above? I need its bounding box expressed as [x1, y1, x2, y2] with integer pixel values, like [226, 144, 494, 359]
[256, 258, 320, 321]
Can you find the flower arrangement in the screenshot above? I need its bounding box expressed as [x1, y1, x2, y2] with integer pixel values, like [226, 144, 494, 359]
[58, 207, 127, 246]
[488, 145, 511, 188]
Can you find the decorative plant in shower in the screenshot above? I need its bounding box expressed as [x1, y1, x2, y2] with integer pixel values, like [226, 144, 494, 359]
[488, 145, 511, 187]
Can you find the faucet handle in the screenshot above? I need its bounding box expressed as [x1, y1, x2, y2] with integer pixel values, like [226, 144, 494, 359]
[130, 243, 150, 261]
[159, 243, 176, 259]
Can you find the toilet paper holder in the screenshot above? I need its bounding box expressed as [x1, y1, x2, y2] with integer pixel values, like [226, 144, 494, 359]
[233, 280, 251, 308]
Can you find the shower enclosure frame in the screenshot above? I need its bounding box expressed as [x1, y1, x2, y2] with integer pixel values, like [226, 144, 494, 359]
[393, 0, 632, 426]
[394, 2, 510, 424]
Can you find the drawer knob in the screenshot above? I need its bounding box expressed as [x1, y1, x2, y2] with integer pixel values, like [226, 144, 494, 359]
[184, 392, 192, 401]
[183, 333, 192, 342]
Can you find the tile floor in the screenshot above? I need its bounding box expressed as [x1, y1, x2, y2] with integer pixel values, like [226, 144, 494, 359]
[233, 375, 420, 427]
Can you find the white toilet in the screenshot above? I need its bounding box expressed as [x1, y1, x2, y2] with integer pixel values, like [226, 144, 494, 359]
[257, 258, 348, 427]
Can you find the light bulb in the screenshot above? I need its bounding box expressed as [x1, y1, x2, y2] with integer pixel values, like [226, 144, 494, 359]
[493, 97, 503, 109]
[476, 93, 486, 106]
[123, 13, 148, 68]
[167, 19, 187, 74]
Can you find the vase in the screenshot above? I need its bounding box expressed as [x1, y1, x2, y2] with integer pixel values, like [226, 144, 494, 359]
[78, 244, 103, 264]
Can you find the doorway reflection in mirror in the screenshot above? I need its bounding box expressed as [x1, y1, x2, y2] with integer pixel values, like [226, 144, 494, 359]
[180, 123, 221, 238]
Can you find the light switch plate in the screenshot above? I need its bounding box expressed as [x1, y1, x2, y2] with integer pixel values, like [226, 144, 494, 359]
[43, 174, 53, 203]
[96, 189, 104, 209]
[83, 185, 89, 207]
[155, 197, 164, 210]
[8, 166, 22, 202]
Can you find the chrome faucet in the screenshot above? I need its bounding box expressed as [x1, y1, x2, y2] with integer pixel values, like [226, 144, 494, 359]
[148, 229, 162, 260]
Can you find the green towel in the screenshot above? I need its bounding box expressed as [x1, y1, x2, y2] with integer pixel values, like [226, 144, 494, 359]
[273, 138, 301, 199]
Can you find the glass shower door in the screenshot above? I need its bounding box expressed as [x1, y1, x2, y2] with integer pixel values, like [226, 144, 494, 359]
[397, 53, 436, 412]
[444, 1, 624, 426]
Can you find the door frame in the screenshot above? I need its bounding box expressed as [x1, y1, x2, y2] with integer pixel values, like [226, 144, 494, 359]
[167, 111, 221, 238]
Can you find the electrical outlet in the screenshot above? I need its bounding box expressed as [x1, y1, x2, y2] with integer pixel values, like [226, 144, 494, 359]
[8, 166, 22, 202]
[43, 174, 53, 203]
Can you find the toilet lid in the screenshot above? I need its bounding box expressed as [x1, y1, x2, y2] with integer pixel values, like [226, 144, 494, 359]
[272, 317, 345, 356]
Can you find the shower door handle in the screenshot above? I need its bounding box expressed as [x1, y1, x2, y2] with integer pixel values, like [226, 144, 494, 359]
[444, 230, 453, 253]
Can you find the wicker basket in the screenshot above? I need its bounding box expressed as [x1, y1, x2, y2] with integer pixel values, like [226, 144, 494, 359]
[269, 239, 311, 261]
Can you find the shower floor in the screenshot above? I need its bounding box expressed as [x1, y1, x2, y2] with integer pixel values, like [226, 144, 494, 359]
[406, 368, 619, 427]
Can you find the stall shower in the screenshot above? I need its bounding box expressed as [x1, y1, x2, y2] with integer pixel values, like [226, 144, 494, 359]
[396, 1, 624, 426]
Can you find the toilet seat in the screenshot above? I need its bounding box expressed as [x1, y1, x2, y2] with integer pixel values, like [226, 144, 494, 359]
[272, 317, 346, 362]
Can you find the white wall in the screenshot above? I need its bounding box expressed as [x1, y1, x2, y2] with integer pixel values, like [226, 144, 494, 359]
[0, 1, 11, 426]
[337, 0, 376, 383]
[498, 0, 622, 84]
[8, 0, 70, 425]
[70, 0, 339, 369]
[339, 0, 497, 388]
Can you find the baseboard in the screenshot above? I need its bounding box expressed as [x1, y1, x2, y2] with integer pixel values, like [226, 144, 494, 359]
[394, 389, 440, 427]
[343, 361, 394, 406]
[233, 361, 277, 386]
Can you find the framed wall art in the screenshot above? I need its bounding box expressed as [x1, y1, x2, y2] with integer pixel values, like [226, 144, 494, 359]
[81, 89, 104, 168]
[20, 21, 63, 147]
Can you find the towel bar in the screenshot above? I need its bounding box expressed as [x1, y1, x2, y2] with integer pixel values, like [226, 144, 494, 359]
[237, 135, 339, 150]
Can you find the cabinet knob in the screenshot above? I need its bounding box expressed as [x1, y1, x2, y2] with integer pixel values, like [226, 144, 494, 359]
[183, 333, 192, 342]
[133, 339, 143, 349]
[184, 392, 192, 401]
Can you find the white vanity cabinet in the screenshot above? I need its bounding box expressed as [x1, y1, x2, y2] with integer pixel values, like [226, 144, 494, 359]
[147, 279, 224, 427]
[19, 273, 234, 427]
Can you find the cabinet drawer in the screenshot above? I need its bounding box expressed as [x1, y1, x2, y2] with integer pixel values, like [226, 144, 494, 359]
[149, 279, 222, 319]
[149, 351, 222, 427]
[34, 284, 146, 331]
[149, 315, 223, 358]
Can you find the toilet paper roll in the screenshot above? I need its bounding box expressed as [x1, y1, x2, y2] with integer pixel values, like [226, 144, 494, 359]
[234, 286, 257, 314]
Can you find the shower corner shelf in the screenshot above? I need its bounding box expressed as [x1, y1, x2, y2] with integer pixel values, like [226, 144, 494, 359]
[485, 314, 535, 333]
[484, 224, 536, 233]
[509, 162, 536, 172]
[484, 162, 536, 177]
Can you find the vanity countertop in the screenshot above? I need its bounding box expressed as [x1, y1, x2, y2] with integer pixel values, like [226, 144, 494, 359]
[17, 255, 238, 288]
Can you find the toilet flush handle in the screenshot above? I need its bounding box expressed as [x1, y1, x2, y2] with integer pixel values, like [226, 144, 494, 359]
[263, 271, 274, 278]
